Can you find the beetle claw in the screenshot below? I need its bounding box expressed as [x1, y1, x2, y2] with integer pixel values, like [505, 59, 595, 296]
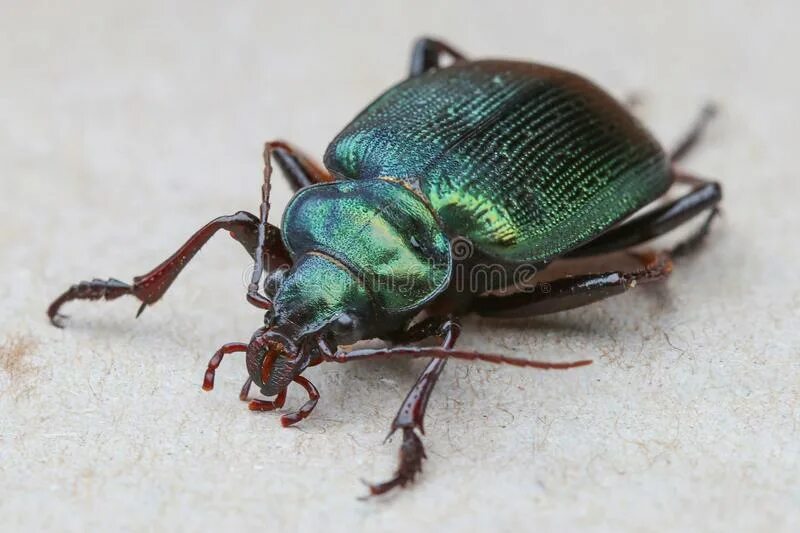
[50, 313, 68, 328]
[361, 428, 426, 498]
[357, 478, 377, 501]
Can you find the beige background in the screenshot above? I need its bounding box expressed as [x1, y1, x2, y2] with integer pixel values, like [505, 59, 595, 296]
[1, 1, 798, 531]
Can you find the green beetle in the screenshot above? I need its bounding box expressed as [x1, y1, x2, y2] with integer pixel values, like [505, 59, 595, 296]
[48, 37, 722, 496]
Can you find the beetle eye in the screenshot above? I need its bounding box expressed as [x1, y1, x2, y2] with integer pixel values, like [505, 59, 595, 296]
[329, 312, 358, 342]
[334, 312, 354, 330]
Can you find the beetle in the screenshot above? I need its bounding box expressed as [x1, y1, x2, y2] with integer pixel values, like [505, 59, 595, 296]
[48, 37, 722, 496]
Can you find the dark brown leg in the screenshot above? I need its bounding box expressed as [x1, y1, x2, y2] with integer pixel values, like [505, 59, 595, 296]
[364, 317, 461, 496]
[380, 316, 450, 345]
[409, 37, 466, 77]
[239, 377, 253, 401]
[670, 103, 718, 162]
[248, 389, 287, 411]
[48, 211, 289, 326]
[565, 171, 721, 259]
[247, 375, 319, 427]
[202, 342, 248, 391]
[278, 375, 320, 427]
[475, 252, 673, 318]
[270, 140, 334, 191]
[317, 321, 589, 496]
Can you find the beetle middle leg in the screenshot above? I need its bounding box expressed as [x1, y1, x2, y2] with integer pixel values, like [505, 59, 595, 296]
[247, 375, 319, 427]
[366, 316, 461, 496]
[319, 318, 589, 496]
[474, 252, 674, 317]
[47, 212, 290, 326]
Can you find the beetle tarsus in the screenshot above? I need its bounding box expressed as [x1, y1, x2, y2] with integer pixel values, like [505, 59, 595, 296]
[47, 278, 134, 326]
[362, 318, 458, 497]
[671, 207, 720, 258]
[239, 377, 253, 401]
[50, 313, 68, 328]
[279, 375, 320, 427]
[247, 376, 320, 427]
[363, 428, 426, 497]
[670, 102, 719, 162]
[248, 389, 288, 412]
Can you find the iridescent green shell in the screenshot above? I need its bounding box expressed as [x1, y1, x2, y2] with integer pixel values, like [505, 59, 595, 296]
[281, 178, 451, 313]
[324, 60, 671, 263]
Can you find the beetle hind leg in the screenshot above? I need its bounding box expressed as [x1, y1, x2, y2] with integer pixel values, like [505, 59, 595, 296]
[670, 102, 718, 162]
[565, 170, 722, 259]
[474, 252, 674, 318]
[409, 37, 466, 77]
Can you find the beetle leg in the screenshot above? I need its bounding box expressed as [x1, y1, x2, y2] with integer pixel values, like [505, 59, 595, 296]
[363, 318, 460, 496]
[269, 140, 334, 191]
[239, 377, 253, 401]
[474, 252, 674, 318]
[47, 212, 290, 326]
[202, 342, 248, 391]
[248, 389, 287, 412]
[278, 375, 320, 427]
[409, 37, 466, 77]
[670, 207, 720, 258]
[565, 171, 721, 258]
[380, 315, 449, 345]
[670, 102, 718, 162]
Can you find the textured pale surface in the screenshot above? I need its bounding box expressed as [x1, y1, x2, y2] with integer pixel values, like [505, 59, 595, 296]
[1, 1, 798, 531]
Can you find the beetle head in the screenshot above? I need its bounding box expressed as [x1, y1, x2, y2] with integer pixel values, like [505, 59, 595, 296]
[245, 327, 308, 397]
[244, 252, 375, 396]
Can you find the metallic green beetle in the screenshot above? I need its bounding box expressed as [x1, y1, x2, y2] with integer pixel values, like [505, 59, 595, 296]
[48, 37, 722, 496]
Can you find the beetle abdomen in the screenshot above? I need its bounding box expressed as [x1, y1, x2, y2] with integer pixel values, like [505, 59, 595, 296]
[324, 60, 671, 263]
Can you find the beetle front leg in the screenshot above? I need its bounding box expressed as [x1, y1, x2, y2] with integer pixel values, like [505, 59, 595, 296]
[249, 389, 288, 411]
[247, 375, 319, 427]
[365, 317, 461, 497]
[48, 211, 290, 326]
[278, 376, 320, 427]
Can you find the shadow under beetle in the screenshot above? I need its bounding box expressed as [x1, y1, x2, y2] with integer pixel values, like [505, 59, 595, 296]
[48, 38, 722, 497]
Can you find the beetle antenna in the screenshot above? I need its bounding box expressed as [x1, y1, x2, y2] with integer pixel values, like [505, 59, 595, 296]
[323, 345, 592, 370]
[246, 142, 282, 310]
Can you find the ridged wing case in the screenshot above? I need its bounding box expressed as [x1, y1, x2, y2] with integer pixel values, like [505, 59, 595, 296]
[324, 60, 671, 263]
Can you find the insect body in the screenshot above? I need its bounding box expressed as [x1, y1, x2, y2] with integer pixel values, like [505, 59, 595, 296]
[48, 38, 722, 496]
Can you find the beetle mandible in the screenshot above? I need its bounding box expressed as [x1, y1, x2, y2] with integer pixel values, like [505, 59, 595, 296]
[48, 38, 722, 496]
